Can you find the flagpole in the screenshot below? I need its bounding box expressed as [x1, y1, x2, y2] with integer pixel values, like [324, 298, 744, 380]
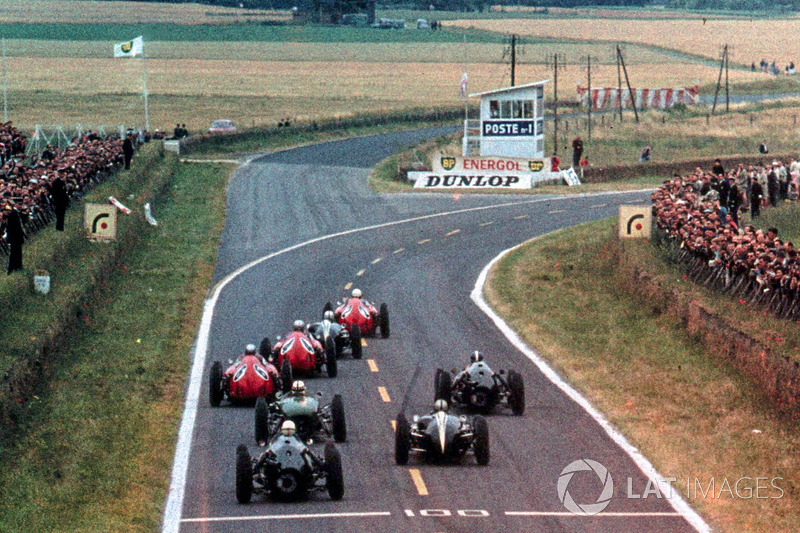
[463, 34, 468, 121]
[141, 38, 149, 132]
[2, 37, 8, 123]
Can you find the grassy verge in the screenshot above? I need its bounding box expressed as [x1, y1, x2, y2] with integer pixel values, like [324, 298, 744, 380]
[485, 218, 799, 533]
[0, 161, 231, 531]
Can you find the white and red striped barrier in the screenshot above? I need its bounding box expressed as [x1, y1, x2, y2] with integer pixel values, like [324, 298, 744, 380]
[576, 85, 699, 110]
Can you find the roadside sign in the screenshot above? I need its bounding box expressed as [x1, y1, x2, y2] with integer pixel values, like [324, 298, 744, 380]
[619, 205, 651, 239]
[84, 203, 117, 240]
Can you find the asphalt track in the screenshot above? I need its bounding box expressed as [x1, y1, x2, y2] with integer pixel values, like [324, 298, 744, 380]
[167, 127, 708, 533]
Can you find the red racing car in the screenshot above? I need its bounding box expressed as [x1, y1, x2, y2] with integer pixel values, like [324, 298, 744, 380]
[209, 344, 280, 406]
[263, 320, 337, 383]
[326, 289, 389, 354]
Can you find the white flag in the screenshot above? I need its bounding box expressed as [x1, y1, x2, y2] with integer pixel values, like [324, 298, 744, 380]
[460, 72, 468, 100]
[114, 36, 143, 58]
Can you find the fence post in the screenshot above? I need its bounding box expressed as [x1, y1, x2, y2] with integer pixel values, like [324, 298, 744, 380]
[706, 114, 710, 125]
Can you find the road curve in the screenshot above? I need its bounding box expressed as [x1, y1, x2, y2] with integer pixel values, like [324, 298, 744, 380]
[165, 127, 707, 533]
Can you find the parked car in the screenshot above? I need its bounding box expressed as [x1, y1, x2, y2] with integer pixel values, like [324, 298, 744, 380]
[209, 119, 236, 133]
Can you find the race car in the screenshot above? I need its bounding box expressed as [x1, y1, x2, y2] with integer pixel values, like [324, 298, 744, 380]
[326, 288, 389, 346]
[255, 380, 346, 445]
[236, 420, 344, 503]
[395, 399, 489, 466]
[307, 310, 361, 359]
[434, 351, 525, 415]
[262, 320, 337, 382]
[209, 344, 280, 407]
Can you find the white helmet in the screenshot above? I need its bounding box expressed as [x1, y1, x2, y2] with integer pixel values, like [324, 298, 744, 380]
[291, 380, 306, 395]
[245, 344, 256, 355]
[434, 399, 449, 412]
[351, 288, 362, 298]
[323, 310, 335, 322]
[280, 420, 296, 437]
[292, 319, 305, 331]
[470, 351, 483, 363]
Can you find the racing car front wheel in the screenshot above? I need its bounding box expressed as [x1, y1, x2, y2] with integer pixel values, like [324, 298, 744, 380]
[379, 303, 390, 338]
[395, 413, 411, 465]
[331, 394, 347, 442]
[236, 444, 253, 504]
[255, 397, 270, 445]
[259, 337, 272, 359]
[281, 358, 293, 393]
[325, 441, 345, 500]
[473, 416, 490, 466]
[508, 370, 525, 416]
[209, 361, 224, 407]
[434, 369, 452, 402]
[325, 337, 338, 378]
[350, 324, 363, 359]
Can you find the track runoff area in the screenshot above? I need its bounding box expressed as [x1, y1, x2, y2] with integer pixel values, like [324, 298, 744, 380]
[162, 135, 709, 533]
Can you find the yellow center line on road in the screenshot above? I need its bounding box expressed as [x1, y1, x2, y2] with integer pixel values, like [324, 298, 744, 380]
[445, 229, 461, 237]
[371, 257, 382, 264]
[367, 359, 379, 372]
[361, 338, 368, 347]
[548, 209, 566, 214]
[590, 203, 607, 208]
[393, 247, 405, 254]
[479, 221, 494, 227]
[344, 282, 352, 290]
[409, 469, 429, 496]
[391, 420, 397, 432]
[417, 238, 431, 244]
[356, 269, 366, 276]
[514, 214, 530, 219]
[378, 386, 391, 402]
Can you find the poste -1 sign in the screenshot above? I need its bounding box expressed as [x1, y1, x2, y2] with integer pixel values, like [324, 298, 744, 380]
[408, 172, 532, 189]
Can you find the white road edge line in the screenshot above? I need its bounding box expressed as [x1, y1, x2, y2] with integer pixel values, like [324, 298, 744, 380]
[182, 511, 392, 523]
[161, 188, 653, 533]
[470, 232, 711, 533]
[505, 511, 683, 517]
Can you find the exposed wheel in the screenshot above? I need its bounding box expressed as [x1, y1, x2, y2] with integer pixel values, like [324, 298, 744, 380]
[269, 468, 305, 500]
[350, 324, 362, 359]
[323, 301, 333, 317]
[259, 337, 272, 359]
[209, 361, 224, 407]
[255, 397, 270, 445]
[434, 368, 452, 402]
[331, 394, 347, 442]
[508, 370, 525, 416]
[379, 303, 390, 338]
[395, 413, 411, 465]
[325, 337, 338, 378]
[473, 416, 490, 466]
[235, 444, 253, 504]
[280, 357, 292, 394]
[324, 441, 344, 501]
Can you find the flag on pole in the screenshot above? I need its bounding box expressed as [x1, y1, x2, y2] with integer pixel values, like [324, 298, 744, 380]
[460, 71, 468, 100]
[113, 36, 144, 58]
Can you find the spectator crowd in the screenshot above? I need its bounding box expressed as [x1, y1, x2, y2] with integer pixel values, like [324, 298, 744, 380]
[1, 122, 124, 260]
[652, 158, 800, 319]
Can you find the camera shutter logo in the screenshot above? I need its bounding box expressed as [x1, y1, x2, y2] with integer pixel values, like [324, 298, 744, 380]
[557, 459, 614, 515]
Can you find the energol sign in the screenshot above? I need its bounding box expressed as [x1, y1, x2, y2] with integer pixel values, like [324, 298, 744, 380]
[434, 155, 546, 173]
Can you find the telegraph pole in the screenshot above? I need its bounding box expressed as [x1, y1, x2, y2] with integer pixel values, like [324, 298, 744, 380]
[725, 44, 730, 113]
[510, 34, 516, 86]
[546, 52, 565, 154]
[616, 44, 623, 122]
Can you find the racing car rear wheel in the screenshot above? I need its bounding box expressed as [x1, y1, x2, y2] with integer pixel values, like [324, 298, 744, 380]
[508, 370, 525, 416]
[324, 441, 345, 501]
[434, 369, 452, 402]
[236, 444, 253, 504]
[255, 397, 270, 444]
[325, 337, 338, 378]
[280, 358, 292, 394]
[259, 337, 272, 359]
[331, 394, 347, 442]
[209, 361, 224, 407]
[270, 468, 305, 500]
[395, 413, 411, 465]
[379, 303, 390, 338]
[350, 324, 363, 359]
[473, 416, 490, 466]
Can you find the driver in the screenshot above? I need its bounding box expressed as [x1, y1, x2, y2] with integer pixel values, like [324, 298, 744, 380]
[418, 399, 449, 430]
[290, 380, 306, 398]
[453, 351, 495, 388]
[239, 343, 280, 380]
[323, 310, 335, 322]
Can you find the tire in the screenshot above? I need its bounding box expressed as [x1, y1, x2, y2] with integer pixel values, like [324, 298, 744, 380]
[350, 324, 362, 359]
[255, 397, 270, 445]
[379, 303, 390, 338]
[259, 337, 272, 359]
[434, 368, 452, 402]
[331, 394, 347, 442]
[235, 444, 253, 504]
[325, 337, 338, 378]
[209, 361, 223, 407]
[324, 441, 345, 501]
[323, 301, 333, 317]
[281, 357, 292, 394]
[270, 468, 305, 500]
[508, 370, 526, 416]
[473, 416, 490, 466]
[395, 413, 411, 465]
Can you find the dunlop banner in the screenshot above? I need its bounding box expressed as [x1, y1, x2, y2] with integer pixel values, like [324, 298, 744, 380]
[408, 172, 533, 189]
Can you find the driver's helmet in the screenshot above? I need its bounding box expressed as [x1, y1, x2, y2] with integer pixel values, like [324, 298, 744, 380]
[351, 288, 362, 298]
[292, 319, 305, 331]
[291, 380, 306, 396]
[323, 310, 335, 322]
[434, 399, 449, 412]
[280, 420, 296, 437]
[245, 343, 256, 355]
[470, 351, 483, 364]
